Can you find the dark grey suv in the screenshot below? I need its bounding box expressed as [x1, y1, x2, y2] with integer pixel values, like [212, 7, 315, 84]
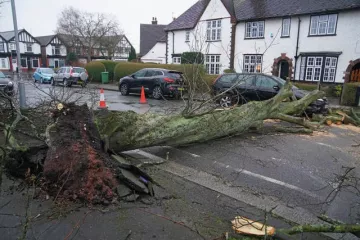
[119, 68, 185, 99]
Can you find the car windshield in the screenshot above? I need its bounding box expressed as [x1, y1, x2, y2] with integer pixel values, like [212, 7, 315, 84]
[0, 72, 5, 78]
[167, 72, 182, 79]
[73, 68, 85, 73]
[41, 68, 54, 74]
[271, 76, 298, 89]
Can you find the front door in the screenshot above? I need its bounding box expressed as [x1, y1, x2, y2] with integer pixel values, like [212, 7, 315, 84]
[54, 59, 59, 68]
[278, 61, 289, 80]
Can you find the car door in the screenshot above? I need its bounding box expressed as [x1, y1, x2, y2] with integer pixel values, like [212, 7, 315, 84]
[254, 75, 279, 100]
[234, 74, 256, 102]
[57, 68, 65, 82]
[142, 70, 157, 92]
[130, 69, 147, 92]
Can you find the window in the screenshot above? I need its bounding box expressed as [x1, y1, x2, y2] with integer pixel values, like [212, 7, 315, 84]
[133, 69, 147, 78]
[243, 55, 262, 73]
[281, 18, 291, 37]
[185, 31, 190, 42]
[323, 57, 337, 82]
[145, 70, 155, 77]
[309, 14, 337, 36]
[20, 58, 27, 67]
[10, 43, 15, 50]
[0, 43, 4, 52]
[52, 46, 61, 55]
[245, 21, 265, 39]
[32, 58, 39, 68]
[1, 58, 6, 68]
[205, 55, 220, 75]
[300, 55, 338, 82]
[255, 75, 277, 88]
[26, 43, 32, 52]
[173, 57, 181, 64]
[206, 20, 221, 41]
[155, 71, 164, 76]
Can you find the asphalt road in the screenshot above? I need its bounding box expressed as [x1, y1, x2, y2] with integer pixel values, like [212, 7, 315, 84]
[12, 79, 360, 238]
[20, 81, 184, 114]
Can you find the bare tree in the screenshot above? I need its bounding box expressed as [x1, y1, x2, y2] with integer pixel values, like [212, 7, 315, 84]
[98, 29, 124, 60]
[56, 7, 119, 62]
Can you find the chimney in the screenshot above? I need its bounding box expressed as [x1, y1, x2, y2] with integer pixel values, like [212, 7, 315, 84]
[151, 17, 158, 25]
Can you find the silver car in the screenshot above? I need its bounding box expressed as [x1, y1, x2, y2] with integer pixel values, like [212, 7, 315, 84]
[52, 67, 88, 87]
[0, 71, 14, 96]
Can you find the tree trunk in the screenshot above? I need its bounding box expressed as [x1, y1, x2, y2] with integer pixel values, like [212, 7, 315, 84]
[96, 83, 325, 152]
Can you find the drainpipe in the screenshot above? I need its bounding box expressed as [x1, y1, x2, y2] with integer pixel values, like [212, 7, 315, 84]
[229, 22, 237, 70]
[293, 17, 301, 81]
[172, 31, 175, 55]
[165, 32, 168, 64]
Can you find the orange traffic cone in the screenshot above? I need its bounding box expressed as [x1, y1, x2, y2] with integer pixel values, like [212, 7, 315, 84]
[98, 88, 107, 109]
[140, 86, 147, 104]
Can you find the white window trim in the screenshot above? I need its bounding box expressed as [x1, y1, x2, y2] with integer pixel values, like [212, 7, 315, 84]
[0, 43, 4, 52]
[245, 21, 265, 39]
[281, 18, 291, 37]
[0, 58, 6, 68]
[31, 58, 39, 68]
[300, 55, 338, 82]
[205, 55, 220, 75]
[206, 19, 222, 41]
[172, 57, 181, 64]
[26, 43, 33, 52]
[21, 58, 27, 68]
[309, 14, 338, 36]
[243, 54, 262, 73]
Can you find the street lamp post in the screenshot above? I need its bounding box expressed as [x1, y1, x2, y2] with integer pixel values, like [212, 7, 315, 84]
[10, 0, 26, 108]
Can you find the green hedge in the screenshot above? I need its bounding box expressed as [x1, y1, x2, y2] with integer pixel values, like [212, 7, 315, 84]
[99, 60, 118, 81]
[341, 82, 360, 106]
[293, 83, 318, 91]
[85, 61, 106, 83]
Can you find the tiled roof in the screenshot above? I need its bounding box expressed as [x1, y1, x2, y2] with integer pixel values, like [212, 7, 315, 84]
[0, 29, 25, 41]
[36, 35, 55, 46]
[140, 24, 167, 56]
[165, 0, 360, 31]
[233, 0, 360, 21]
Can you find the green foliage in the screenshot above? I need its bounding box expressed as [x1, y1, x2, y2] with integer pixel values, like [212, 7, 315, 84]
[333, 85, 343, 97]
[293, 83, 318, 91]
[181, 52, 204, 64]
[99, 60, 118, 81]
[85, 61, 106, 83]
[128, 47, 137, 62]
[341, 82, 360, 106]
[224, 69, 236, 73]
[66, 52, 78, 65]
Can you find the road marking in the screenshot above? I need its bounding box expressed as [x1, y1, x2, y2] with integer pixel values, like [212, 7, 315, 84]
[214, 161, 321, 200]
[164, 146, 201, 158]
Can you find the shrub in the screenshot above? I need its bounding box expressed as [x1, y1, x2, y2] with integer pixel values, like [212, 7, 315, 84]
[85, 61, 106, 83]
[181, 52, 204, 64]
[341, 82, 360, 106]
[293, 83, 318, 91]
[128, 47, 137, 62]
[99, 60, 118, 82]
[223, 69, 236, 73]
[66, 52, 78, 65]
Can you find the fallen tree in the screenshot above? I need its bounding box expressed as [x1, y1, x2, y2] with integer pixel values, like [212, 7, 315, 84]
[96, 82, 325, 152]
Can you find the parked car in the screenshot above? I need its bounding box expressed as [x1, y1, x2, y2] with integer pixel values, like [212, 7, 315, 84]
[33, 68, 54, 84]
[0, 71, 14, 96]
[212, 73, 328, 114]
[119, 68, 185, 99]
[52, 66, 88, 87]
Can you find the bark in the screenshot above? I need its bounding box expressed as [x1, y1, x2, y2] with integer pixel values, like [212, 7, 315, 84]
[278, 224, 360, 235]
[96, 83, 325, 152]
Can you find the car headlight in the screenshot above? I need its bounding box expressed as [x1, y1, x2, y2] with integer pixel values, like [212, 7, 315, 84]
[317, 99, 324, 102]
[7, 81, 13, 86]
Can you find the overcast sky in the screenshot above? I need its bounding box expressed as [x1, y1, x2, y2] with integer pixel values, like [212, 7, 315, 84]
[0, 0, 196, 52]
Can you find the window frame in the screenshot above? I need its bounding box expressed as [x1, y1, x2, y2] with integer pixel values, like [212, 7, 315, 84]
[20, 58, 27, 68]
[308, 13, 338, 36]
[245, 21, 265, 39]
[205, 54, 221, 75]
[0, 58, 6, 68]
[31, 58, 39, 68]
[206, 19, 222, 42]
[299, 55, 339, 83]
[0, 43, 4, 52]
[281, 17, 291, 38]
[172, 57, 181, 64]
[26, 43, 32, 52]
[185, 31, 190, 42]
[243, 54, 263, 73]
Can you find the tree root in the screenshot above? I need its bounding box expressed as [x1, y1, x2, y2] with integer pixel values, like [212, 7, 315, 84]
[274, 126, 313, 134]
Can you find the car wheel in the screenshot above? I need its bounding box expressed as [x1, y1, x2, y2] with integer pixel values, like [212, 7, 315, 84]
[51, 78, 55, 86]
[119, 83, 129, 95]
[152, 86, 163, 100]
[34, 77, 37, 83]
[219, 94, 239, 108]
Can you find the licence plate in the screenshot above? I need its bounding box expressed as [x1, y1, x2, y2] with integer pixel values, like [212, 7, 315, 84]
[178, 87, 184, 91]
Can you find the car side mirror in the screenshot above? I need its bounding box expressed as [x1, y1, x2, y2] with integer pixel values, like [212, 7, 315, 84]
[273, 85, 280, 91]
[131, 74, 136, 79]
